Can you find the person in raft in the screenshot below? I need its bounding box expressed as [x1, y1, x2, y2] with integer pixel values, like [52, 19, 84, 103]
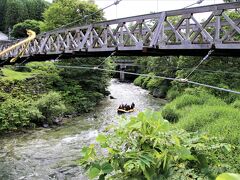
[118, 103, 135, 110]
[131, 102, 135, 109]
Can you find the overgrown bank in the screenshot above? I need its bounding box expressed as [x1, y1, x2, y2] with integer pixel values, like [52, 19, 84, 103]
[80, 107, 239, 179]
[78, 54, 240, 179]
[133, 56, 240, 102]
[79, 91, 240, 179]
[0, 59, 111, 132]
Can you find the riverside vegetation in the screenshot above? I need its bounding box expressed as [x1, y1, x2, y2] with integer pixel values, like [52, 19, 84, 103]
[79, 54, 240, 179]
[79, 42, 240, 179]
[0, 0, 108, 131]
[80, 91, 240, 179]
[0, 59, 111, 132]
[0, 0, 239, 179]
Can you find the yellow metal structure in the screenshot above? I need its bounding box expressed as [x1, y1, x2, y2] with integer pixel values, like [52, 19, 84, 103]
[0, 30, 36, 63]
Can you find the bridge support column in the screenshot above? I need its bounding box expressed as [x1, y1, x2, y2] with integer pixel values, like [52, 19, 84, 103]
[120, 65, 126, 81]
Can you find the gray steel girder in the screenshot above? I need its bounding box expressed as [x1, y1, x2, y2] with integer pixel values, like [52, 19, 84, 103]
[0, 2, 240, 61]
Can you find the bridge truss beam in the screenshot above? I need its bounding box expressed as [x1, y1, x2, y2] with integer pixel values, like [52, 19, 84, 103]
[0, 2, 240, 62]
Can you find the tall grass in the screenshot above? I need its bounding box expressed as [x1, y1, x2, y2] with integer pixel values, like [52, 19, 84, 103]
[162, 92, 226, 123]
[161, 90, 240, 172]
[232, 99, 240, 109]
[176, 105, 240, 144]
[162, 90, 239, 144]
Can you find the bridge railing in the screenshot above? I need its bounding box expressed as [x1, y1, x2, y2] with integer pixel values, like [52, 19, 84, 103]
[0, 2, 240, 60]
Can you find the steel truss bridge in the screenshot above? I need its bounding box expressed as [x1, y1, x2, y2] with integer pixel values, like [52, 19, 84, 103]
[0, 2, 240, 63]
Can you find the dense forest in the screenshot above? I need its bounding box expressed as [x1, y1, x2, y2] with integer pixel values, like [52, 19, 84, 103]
[0, 0, 49, 33]
[0, 0, 239, 179]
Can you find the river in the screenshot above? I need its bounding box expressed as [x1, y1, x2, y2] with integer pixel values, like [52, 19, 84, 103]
[0, 79, 166, 180]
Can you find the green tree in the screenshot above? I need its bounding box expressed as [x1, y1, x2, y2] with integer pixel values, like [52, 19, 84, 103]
[25, 0, 49, 21]
[3, 0, 28, 32]
[58, 57, 111, 113]
[0, 0, 49, 32]
[0, 0, 7, 31]
[11, 19, 42, 38]
[41, 0, 104, 31]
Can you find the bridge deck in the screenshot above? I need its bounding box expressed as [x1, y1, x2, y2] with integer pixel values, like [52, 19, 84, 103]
[0, 2, 240, 64]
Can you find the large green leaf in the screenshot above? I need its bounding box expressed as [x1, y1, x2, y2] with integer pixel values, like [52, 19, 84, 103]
[96, 134, 108, 147]
[101, 162, 113, 174]
[88, 167, 101, 179]
[216, 173, 240, 180]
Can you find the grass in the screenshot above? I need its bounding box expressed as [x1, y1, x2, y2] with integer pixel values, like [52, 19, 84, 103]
[232, 99, 240, 109]
[176, 105, 240, 144]
[1, 68, 35, 81]
[161, 91, 240, 172]
[161, 92, 226, 123]
[162, 91, 239, 144]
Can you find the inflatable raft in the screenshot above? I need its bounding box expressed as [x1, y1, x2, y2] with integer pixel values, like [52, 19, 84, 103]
[117, 108, 135, 113]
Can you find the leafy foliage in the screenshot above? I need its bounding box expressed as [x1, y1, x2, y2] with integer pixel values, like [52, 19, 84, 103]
[0, 97, 41, 131]
[57, 57, 111, 113]
[171, 55, 240, 103]
[11, 19, 42, 38]
[133, 75, 145, 86]
[133, 56, 177, 98]
[80, 111, 231, 179]
[41, 0, 104, 31]
[0, 59, 110, 132]
[216, 173, 240, 180]
[0, 0, 49, 32]
[160, 91, 240, 172]
[0, 0, 112, 132]
[34, 91, 66, 124]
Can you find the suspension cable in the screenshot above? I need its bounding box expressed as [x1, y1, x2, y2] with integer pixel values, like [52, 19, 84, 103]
[96, 51, 116, 68]
[44, 0, 123, 34]
[61, 66, 240, 95]
[185, 49, 214, 79]
[53, 54, 63, 62]
[0, 59, 9, 67]
[154, 66, 240, 76]
[15, 64, 240, 95]
[19, 57, 30, 65]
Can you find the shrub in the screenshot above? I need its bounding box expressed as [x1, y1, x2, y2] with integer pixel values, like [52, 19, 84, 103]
[11, 19, 42, 38]
[133, 75, 145, 86]
[0, 92, 10, 102]
[146, 78, 162, 91]
[161, 106, 179, 122]
[166, 86, 181, 100]
[34, 92, 66, 124]
[79, 111, 231, 179]
[0, 98, 41, 131]
[142, 76, 151, 88]
[26, 61, 61, 77]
